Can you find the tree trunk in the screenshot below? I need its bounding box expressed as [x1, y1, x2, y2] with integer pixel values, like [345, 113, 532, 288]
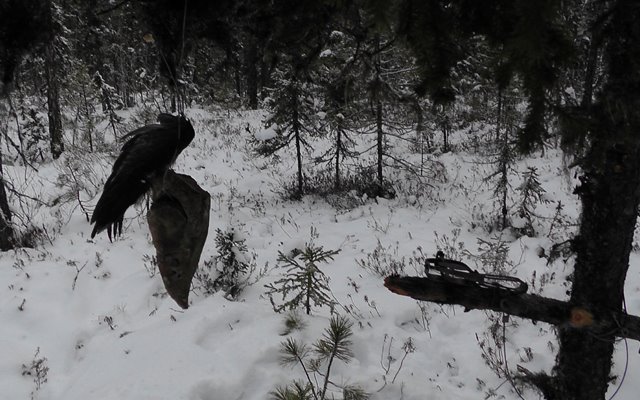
[442, 116, 449, 153]
[292, 85, 303, 198]
[552, 143, 640, 400]
[244, 37, 259, 109]
[580, 38, 598, 110]
[44, 3, 64, 159]
[0, 153, 14, 250]
[495, 88, 502, 142]
[552, 3, 640, 399]
[335, 127, 341, 190]
[499, 124, 509, 230]
[580, 0, 604, 110]
[0, 101, 14, 250]
[373, 35, 384, 191]
[376, 92, 383, 189]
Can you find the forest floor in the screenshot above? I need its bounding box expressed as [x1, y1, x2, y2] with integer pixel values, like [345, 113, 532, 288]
[0, 106, 638, 400]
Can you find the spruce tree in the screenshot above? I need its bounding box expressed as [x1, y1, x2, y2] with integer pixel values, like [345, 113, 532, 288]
[211, 228, 255, 300]
[265, 236, 339, 315]
[44, 0, 64, 159]
[515, 167, 549, 237]
[315, 29, 361, 191]
[258, 60, 320, 199]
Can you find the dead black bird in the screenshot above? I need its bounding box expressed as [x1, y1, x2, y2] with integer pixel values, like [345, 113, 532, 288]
[90, 113, 195, 240]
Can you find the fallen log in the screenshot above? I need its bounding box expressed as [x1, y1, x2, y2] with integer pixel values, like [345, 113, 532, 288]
[385, 275, 640, 341]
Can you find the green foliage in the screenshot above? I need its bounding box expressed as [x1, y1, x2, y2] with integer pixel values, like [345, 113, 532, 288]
[395, 0, 573, 151]
[258, 59, 321, 198]
[281, 311, 308, 336]
[211, 229, 254, 300]
[313, 315, 355, 364]
[195, 228, 262, 301]
[10, 98, 48, 164]
[275, 315, 367, 400]
[265, 232, 339, 315]
[483, 90, 523, 232]
[514, 167, 550, 237]
[547, 201, 572, 242]
[270, 381, 315, 400]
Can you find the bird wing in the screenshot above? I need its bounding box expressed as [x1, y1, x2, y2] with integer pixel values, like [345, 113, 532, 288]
[90, 124, 181, 238]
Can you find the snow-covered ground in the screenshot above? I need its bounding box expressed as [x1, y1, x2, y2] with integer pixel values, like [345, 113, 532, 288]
[1, 107, 638, 400]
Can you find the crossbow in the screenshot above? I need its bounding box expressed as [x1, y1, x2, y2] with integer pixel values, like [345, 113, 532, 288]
[425, 251, 528, 295]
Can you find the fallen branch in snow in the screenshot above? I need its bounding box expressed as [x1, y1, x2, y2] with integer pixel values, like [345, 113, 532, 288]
[384, 275, 640, 341]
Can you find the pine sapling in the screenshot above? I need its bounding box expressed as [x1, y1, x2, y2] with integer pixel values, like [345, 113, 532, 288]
[270, 381, 314, 400]
[275, 315, 368, 400]
[265, 238, 339, 315]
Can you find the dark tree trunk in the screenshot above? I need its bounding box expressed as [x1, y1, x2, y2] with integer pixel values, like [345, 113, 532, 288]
[499, 124, 509, 230]
[335, 126, 342, 190]
[244, 38, 259, 109]
[580, 39, 598, 110]
[553, 143, 640, 400]
[372, 35, 384, 191]
[552, 3, 640, 399]
[234, 54, 242, 99]
[292, 85, 303, 198]
[0, 145, 14, 251]
[83, 0, 107, 110]
[495, 88, 502, 142]
[45, 54, 64, 159]
[294, 122, 303, 197]
[376, 92, 383, 189]
[580, 0, 604, 110]
[44, 0, 64, 159]
[414, 101, 430, 175]
[442, 116, 450, 153]
[0, 102, 14, 250]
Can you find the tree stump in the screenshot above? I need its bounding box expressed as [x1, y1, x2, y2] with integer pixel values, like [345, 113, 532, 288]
[147, 170, 210, 309]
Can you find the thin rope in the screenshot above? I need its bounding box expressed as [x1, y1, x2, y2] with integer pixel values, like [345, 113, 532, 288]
[177, 0, 188, 114]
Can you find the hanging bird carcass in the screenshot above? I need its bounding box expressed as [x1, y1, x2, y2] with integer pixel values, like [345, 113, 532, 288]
[90, 113, 195, 240]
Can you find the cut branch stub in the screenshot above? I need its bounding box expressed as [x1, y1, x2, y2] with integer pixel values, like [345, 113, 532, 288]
[384, 275, 640, 341]
[148, 171, 210, 309]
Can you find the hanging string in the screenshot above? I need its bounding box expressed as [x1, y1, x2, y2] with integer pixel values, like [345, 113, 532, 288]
[147, 0, 188, 115]
[177, 0, 188, 115]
